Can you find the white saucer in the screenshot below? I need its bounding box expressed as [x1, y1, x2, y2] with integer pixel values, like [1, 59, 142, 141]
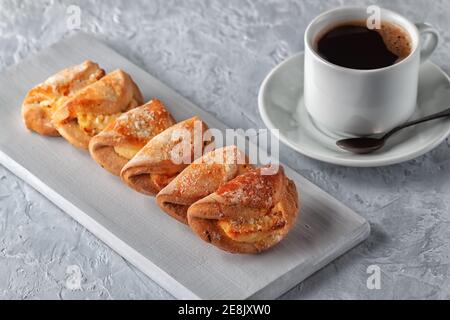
[258, 53, 450, 167]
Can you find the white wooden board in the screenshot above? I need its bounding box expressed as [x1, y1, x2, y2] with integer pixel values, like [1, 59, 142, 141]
[0, 33, 370, 300]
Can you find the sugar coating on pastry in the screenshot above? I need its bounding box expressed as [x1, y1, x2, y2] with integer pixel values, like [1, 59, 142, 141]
[89, 99, 176, 176]
[187, 166, 300, 254]
[45, 62, 103, 94]
[111, 101, 175, 160]
[214, 170, 283, 243]
[156, 146, 252, 224]
[22, 60, 105, 136]
[52, 69, 144, 149]
[216, 169, 276, 208]
[120, 117, 211, 197]
[113, 100, 174, 143]
[173, 146, 249, 195]
[130, 116, 205, 163]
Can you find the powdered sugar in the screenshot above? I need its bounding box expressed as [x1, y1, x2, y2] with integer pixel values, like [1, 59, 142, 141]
[114, 100, 174, 141]
[217, 168, 277, 208]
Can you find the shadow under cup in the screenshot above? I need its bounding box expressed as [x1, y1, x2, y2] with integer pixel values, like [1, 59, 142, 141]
[304, 7, 423, 138]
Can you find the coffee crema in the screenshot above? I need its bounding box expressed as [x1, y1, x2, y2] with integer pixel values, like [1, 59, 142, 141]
[316, 21, 412, 70]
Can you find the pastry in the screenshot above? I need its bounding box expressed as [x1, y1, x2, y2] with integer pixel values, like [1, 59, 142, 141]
[52, 69, 144, 149]
[121, 116, 212, 196]
[89, 99, 175, 176]
[156, 146, 252, 224]
[22, 60, 105, 136]
[187, 166, 299, 254]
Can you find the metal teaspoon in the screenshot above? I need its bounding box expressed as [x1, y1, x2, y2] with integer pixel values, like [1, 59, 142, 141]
[337, 107, 450, 154]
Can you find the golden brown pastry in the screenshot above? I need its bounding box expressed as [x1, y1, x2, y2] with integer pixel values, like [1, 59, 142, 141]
[156, 146, 253, 224]
[52, 69, 144, 149]
[187, 166, 299, 254]
[22, 61, 105, 136]
[121, 117, 212, 196]
[89, 99, 176, 176]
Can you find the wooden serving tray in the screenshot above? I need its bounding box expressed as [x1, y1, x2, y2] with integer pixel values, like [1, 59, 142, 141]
[0, 33, 370, 299]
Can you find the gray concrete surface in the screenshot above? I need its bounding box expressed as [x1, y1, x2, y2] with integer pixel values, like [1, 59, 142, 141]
[0, 0, 450, 299]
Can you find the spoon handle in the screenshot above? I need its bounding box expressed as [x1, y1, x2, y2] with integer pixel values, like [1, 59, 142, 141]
[385, 107, 450, 139]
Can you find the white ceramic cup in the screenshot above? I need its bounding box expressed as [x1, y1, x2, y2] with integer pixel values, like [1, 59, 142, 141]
[304, 7, 440, 137]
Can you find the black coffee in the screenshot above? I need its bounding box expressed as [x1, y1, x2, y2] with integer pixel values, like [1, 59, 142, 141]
[317, 22, 412, 70]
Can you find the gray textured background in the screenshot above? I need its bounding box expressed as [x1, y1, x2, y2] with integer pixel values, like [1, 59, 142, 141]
[1, 0, 450, 300]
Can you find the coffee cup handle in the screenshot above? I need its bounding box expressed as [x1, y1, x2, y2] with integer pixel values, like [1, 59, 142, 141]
[416, 23, 440, 63]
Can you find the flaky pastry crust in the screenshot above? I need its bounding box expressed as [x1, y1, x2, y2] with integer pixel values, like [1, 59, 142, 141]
[89, 99, 175, 176]
[156, 146, 252, 224]
[187, 167, 300, 254]
[121, 117, 212, 196]
[52, 69, 144, 149]
[22, 60, 105, 136]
